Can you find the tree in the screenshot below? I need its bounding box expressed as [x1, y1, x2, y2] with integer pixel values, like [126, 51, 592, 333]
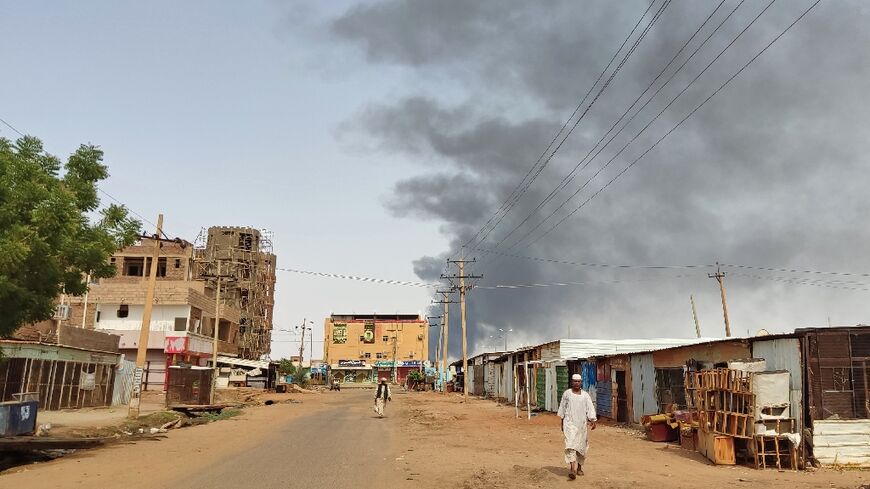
[277, 358, 296, 376]
[0, 135, 141, 337]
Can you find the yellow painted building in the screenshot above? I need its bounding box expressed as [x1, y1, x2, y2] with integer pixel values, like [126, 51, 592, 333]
[323, 314, 428, 384]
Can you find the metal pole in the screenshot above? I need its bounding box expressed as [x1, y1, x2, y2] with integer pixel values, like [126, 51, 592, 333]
[690, 295, 701, 338]
[129, 214, 163, 419]
[442, 292, 449, 393]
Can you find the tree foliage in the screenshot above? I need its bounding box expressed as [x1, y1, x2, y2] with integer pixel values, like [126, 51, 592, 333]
[0, 136, 141, 337]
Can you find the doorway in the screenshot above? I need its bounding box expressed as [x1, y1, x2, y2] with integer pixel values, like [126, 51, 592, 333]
[615, 370, 629, 423]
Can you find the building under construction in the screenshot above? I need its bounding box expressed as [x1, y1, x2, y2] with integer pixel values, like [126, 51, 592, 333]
[195, 227, 276, 360]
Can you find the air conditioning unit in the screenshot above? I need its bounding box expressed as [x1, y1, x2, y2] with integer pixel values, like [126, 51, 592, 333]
[417, 334, 424, 340]
[54, 304, 71, 321]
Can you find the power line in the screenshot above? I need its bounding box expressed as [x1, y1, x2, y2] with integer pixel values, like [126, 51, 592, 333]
[476, 248, 715, 271]
[721, 263, 870, 278]
[514, 0, 821, 252]
[463, 0, 668, 254]
[482, 0, 735, 255]
[278, 267, 439, 288]
[0, 117, 25, 137]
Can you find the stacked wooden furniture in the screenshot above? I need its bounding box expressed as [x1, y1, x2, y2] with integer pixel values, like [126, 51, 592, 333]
[690, 368, 755, 465]
[750, 370, 798, 470]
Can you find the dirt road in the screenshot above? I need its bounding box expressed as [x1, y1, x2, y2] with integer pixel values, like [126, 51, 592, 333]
[2, 389, 406, 489]
[2, 389, 866, 489]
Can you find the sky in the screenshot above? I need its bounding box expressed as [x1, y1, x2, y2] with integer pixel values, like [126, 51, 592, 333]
[3, 1, 869, 362]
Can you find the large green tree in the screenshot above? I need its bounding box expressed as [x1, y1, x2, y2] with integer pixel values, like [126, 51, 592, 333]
[0, 135, 141, 337]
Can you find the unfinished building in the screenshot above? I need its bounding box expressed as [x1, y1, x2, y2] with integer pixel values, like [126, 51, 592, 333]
[195, 227, 276, 360]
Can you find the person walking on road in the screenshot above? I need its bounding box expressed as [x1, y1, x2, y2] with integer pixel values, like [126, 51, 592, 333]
[557, 373, 597, 480]
[374, 377, 391, 417]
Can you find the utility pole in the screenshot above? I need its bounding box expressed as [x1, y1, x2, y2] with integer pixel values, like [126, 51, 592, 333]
[708, 264, 731, 337]
[690, 295, 701, 338]
[433, 290, 456, 393]
[298, 318, 307, 364]
[443, 258, 482, 402]
[210, 260, 223, 404]
[129, 214, 163, 419]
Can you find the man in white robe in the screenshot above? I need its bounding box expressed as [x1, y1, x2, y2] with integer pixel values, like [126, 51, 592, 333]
[374, 377, 391, 417]
[557, 373, 597, 480]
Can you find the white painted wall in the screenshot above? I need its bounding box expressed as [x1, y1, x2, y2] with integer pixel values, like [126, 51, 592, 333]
[95, 304, 190, 332]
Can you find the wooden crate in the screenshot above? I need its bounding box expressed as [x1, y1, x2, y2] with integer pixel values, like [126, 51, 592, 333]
[697, 431, 736, 465]
[753, 435, 797, 470]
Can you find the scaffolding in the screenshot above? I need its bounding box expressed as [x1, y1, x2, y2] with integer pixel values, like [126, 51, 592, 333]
[194, 227, 276, 360]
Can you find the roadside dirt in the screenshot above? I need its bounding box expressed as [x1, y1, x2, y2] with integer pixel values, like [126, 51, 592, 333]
[395, 392, 868, 489]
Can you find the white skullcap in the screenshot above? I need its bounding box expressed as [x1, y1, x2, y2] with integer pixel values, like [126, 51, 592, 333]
[380, 377, 387, 382]
[571, 374, 582, 381]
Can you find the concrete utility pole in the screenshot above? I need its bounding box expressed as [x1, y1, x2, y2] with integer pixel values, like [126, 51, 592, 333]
[690, 295, 701, 338]
[708, 264, 732, 337]
[210, 260, 223, 404]
[129, 214, 163, 419]
[443, 258, 481, 402]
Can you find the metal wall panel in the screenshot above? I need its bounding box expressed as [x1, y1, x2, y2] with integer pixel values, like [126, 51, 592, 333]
[813, 419, 870, 466]
[630, 353, 656, 423]
[752, 338, 803, 429]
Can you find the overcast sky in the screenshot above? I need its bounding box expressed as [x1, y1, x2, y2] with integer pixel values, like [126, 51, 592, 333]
[3, 1, 869, 362]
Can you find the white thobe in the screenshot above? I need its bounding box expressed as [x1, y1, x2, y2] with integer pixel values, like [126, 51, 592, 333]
[557, 389, 597, 458]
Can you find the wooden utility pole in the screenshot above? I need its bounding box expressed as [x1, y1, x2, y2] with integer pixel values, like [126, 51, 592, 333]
[298, 318, 307, 365]
[690, 295, 701, 338]
[210, 260, 223, 404]
[459, 260, 468, 401]
[443, 259, 481, 402]
[433, 290, 455, 393]
[129, 214, 163, 419]
[708, 264, 731, 337]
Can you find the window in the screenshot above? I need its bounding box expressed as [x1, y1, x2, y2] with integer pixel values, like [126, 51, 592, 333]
[117, 304, 129, 318]
[359, 335, 365, 342]
[376, 353, 383, 359]
[382, 336, 389, 342]
[123, 257, 144, 276]
[174, 318, 187, 332]
[364, 352, 371, 359]
[174, 259, 181, 269]
[144, 258, 167, 278]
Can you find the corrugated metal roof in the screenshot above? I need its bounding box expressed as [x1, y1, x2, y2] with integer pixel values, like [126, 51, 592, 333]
[216, 356, 271, 369]
[558, 337, 723, 360]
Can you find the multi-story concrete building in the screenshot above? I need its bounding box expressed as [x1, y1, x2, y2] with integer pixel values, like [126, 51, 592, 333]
[323, 314, 428, 384]
[59, 237, 242, 389]
[195, 227, 276, 360]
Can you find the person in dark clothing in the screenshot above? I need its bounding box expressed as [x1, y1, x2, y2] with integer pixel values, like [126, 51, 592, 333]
[374, 377, 391, 417]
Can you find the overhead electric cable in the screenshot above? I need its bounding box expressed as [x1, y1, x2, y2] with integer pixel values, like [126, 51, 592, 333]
[513, 0, 821, 252]
[462, 0, 667, 253]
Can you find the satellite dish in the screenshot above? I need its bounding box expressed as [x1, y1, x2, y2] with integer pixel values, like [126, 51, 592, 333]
[756, 329, 770, 336]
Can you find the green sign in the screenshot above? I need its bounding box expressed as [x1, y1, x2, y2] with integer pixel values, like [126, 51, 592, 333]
[363, 322, 375, 344]
[332, 323, 347, 344]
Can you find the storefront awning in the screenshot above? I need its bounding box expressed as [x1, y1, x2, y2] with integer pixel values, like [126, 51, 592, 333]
[216, 356, 271, 369]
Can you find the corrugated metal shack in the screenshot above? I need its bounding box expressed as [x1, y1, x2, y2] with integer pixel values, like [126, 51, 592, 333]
[797, 325, 869, 466]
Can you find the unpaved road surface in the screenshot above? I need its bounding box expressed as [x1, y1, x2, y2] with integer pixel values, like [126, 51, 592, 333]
[2, 389, 406, 489]
[3, 389, 867, 489]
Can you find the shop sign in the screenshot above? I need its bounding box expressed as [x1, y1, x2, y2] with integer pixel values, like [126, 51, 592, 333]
[332, 323, 347, 344]
[399, 360, 421, 368]
[338, 359, 366, 367]
[374, 360, 394, 368]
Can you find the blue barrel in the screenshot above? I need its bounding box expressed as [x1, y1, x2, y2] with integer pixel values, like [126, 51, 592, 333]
[0, 401, 39, 436]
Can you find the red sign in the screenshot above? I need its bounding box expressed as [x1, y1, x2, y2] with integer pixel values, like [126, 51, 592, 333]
[165, 336, 189, 354]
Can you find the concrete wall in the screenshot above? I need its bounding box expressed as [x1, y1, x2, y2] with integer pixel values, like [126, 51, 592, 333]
[95, 304, 190, 332]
